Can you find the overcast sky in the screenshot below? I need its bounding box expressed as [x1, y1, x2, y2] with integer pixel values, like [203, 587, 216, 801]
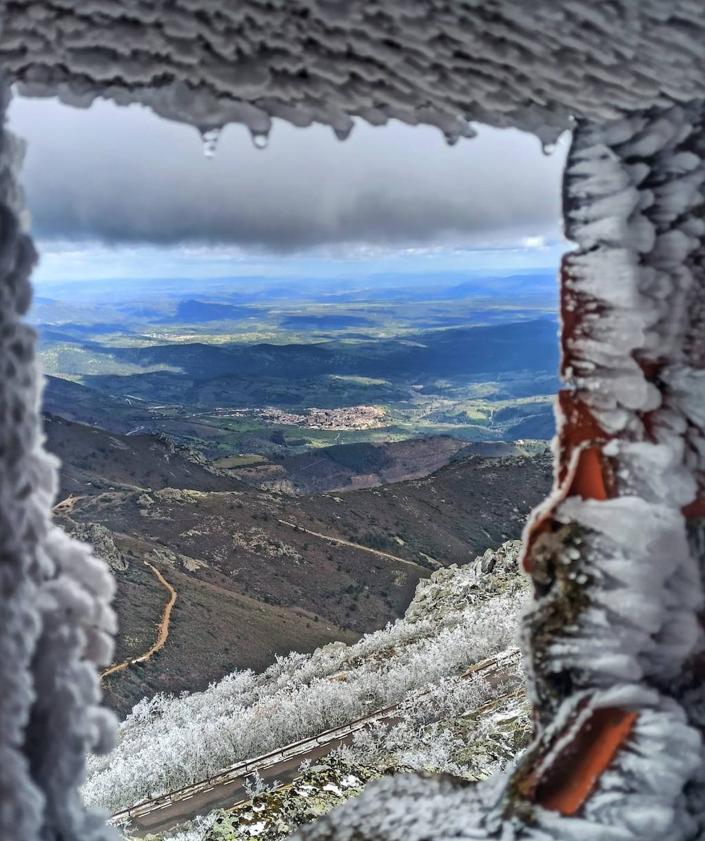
[9, 95, 569, 284]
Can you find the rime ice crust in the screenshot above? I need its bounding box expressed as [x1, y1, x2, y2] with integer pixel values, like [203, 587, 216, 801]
[537, 105, 705, 838]
[2, 3, 705, 145]
[0, 84, 117, 841]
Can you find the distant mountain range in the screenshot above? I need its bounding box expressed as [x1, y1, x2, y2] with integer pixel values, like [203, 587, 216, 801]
[33, 268, 557, 309]
[81, 318, 558, 393]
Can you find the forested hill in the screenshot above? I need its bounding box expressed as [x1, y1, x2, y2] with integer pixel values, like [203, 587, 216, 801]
[97, 318, 558, 383]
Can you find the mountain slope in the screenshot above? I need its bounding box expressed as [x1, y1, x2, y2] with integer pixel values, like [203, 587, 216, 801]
[45, 413, 240, 497]
[73, 319, 558, 410]
[87, 541, 530, 826]
[43, 375, 152, 434]
[54, 433, 550, 717]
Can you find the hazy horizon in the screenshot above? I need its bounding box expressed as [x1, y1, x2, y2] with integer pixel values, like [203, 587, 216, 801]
[11, 95, 569, 287]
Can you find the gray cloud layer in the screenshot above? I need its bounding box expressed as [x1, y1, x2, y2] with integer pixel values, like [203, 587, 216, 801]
[10, 96, 567, 253]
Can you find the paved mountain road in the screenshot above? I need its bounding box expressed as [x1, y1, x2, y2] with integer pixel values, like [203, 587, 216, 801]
[114, 713, 395, 836]
[110, 650, 521, 837]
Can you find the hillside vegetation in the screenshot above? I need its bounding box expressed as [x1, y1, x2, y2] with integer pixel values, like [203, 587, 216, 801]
[89, 541, 530, 829]
[51, 416, 549, 715]
[40, 316, 558, 458]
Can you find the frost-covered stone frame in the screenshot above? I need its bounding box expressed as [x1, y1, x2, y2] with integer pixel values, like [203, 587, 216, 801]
[1, 3, 704, 840]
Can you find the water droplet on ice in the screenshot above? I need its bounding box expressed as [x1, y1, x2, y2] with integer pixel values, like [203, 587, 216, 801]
[443, 130, 460, 147]
[250, 129, 270, 150]
[200, 127, 222, 159]
[333, 123, 354, 141]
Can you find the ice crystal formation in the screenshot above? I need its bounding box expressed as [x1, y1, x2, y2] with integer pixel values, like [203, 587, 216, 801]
[0, 3, 704, 841]
[2, 1, 705, 146]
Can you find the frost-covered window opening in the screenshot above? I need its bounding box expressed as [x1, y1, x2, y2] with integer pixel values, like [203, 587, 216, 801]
[1, 3, 705, 841]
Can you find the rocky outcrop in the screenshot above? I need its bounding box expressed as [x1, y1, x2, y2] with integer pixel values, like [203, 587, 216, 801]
[69, 522, 129, 573]
[207, 759, 382, 841]
[404, 540, 526, 625]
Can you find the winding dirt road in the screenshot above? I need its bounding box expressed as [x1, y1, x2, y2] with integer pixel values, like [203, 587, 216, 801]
[102, 561, 177, 680]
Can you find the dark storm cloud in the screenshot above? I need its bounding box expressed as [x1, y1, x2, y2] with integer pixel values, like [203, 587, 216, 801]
[10, 96, 567, 253]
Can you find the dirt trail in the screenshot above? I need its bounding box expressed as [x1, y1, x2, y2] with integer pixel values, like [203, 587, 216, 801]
[277, 519, 426, 570]
[102, 561, 177, 680]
